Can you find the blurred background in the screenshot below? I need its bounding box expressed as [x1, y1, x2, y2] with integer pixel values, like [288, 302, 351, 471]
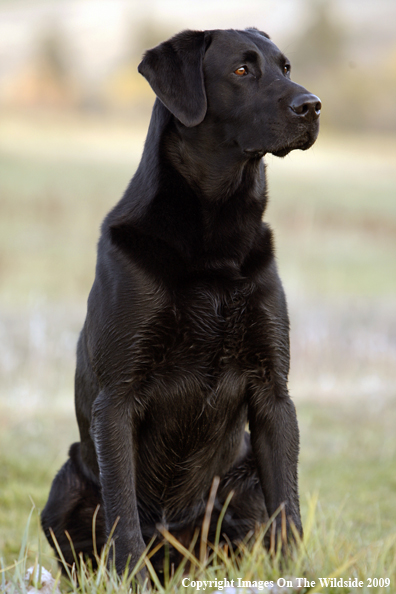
[0, 0, 395, 568]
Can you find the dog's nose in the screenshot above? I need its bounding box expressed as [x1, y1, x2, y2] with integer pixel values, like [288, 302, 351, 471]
[290, 94, 321, 120]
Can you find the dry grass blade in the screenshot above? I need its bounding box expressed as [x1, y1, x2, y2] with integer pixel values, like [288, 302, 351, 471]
[0, 560, 25, 575]
[49, 528, 74, 583]
[200, 476, 220, 565]
[157, 526, 202, 570]
[92, 504, 101, 562]
[130, 534, 159, 578]
[143, 556, 163, 592]
[280, 504, 287, 552]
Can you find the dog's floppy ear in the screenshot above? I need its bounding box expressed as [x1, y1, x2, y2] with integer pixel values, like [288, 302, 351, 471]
[138, 30, 210, 127]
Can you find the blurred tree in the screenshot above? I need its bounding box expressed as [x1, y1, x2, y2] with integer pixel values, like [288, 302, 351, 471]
[290, 0, 375, 131]
[136, 19, 176, 52]
[289, 0, 396, 131]
[37, 27, 70, 84]
[292, 0, 345, 77]
[103, 18, 175, 114]
[33, 24, 78, 107]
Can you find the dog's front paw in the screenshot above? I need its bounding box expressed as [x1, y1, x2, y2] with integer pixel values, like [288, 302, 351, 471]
[108, 536, 147, 580]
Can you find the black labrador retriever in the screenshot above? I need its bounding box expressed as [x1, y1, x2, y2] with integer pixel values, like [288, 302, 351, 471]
[41, 28, 320, 575]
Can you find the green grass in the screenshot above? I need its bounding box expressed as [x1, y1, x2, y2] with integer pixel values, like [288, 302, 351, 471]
[1, 400, 396, 592]
[2, 496, 396, 594]
[2, 499, 396, 594]
[1, 115, 396, 592]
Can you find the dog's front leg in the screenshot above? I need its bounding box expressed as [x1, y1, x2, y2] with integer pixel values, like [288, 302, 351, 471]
[248, 387, 302, 544]
[91, 390, 146, 575]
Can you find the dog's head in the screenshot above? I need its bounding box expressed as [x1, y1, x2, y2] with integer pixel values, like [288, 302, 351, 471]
[138, 28, 321, 158]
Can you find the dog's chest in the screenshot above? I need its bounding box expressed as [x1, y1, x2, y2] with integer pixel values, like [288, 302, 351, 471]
[133, 284, 255, 505]
[191, 284, 252, 368]
[132, 282, 256, 390]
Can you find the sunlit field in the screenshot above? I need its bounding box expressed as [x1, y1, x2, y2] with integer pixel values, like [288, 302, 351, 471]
[1, 112, 395, 592]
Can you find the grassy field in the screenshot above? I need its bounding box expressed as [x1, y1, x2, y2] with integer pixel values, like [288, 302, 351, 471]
[1, 111, 395, 592]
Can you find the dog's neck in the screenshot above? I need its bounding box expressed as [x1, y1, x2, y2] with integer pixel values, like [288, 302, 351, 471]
[109, 101, 271, 273]
[133, 100, 266, 205]
[164, 123, 265, 206]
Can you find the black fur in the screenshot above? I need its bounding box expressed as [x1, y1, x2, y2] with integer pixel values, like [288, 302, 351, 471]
[41, 28, 320, 575]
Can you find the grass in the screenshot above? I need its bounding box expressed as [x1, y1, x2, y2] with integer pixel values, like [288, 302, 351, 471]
[0, 112, 396, 592]
[2, 489, 396, 594]
[1, 400, 396, 592]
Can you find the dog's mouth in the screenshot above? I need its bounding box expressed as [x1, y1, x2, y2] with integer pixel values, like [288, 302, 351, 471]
[271, 128, 319, 158]
[243, 128, 319, 160]
[243, 148, 266, 159]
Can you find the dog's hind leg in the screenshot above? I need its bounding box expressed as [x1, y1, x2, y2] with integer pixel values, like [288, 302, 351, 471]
[212, 439, 269, 546]
[41, 442, 106, 570]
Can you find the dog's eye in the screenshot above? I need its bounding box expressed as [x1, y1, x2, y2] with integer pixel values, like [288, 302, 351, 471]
[283, 64, 291, 76]
[234, 66, 248, 76]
